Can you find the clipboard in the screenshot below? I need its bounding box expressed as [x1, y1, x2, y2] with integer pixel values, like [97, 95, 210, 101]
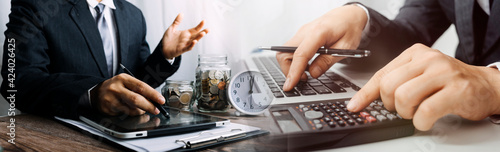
[55, 116, 269, 152]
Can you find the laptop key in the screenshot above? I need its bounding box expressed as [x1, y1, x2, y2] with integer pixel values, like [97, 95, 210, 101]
[324, 83, 346, 93]
[312, 86, 332, 94]
[301, 89, 317, 95]
[273, 92, 285, 98]
[283, 90, 301, 97]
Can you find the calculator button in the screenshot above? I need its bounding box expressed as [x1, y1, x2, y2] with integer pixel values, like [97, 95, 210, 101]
[365, 106, 374, 111]
[313, 106, 320, 111]
[370, 111, 381, 116]
[326, 109, 334, 113]
[334, 109, 341, 113]
[313, 120, 321, 124]
[386, 114, 397, 120]
[319, 103, 325, 106]
[328, 121, 336, 127]
[376, 115, 387, 122]
[331, 105, 337, 109]
[327, 102, 333, 106]
[305, 111, 324, 119]
[338, 112, 346, 116]
[311, 104, 317, 107]
[321, 105, 328, 109]
[355, 118, 365, 124]
[366, 116, 377, 123]
[333, 116, 341, 121]
[302, 107, 309, 111]
[347, 119, 356, 126]
[374, 105, 384, 110]
[337, 120, 346, 127]
[342, 115, 350, 120]
[315, 124, 323, 129]
[324, 117, 332, 122]
[351, 114, 359, 119]
[342, 108, 348, 111]
[360, 112, 371, 118]
[338, 104, 346, 108]
[329, 113, 336, 117]
[380, 110, 390, 115]
[299, 104, 305, 108]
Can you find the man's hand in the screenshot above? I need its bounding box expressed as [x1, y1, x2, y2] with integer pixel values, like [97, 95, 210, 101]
[161, 13, 209, 59]
[91, 74, 165, 116]
[347, 44, 500, 131]
[276, 5, 367, 91]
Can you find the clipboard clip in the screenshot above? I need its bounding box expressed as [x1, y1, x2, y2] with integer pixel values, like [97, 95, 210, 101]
[175, 129, 246, 149]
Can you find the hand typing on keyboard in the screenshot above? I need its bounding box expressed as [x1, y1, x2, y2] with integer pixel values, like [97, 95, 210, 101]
[275, 5, 367, 92]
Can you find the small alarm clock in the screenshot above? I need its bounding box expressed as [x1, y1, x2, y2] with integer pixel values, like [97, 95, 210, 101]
[228, 71, 274, 115]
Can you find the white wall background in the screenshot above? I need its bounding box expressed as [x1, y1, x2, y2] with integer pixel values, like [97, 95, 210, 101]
[0, 0, 458, 115]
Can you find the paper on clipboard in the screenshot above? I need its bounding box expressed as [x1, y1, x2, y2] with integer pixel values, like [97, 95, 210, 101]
[55, 117, 263, 152]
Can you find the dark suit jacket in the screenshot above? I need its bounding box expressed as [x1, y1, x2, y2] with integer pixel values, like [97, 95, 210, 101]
[354, 0, 500, 67]
[1, 0, 181, 119]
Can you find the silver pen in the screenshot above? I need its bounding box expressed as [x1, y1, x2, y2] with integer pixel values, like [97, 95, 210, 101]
[259, 46, 370, 58]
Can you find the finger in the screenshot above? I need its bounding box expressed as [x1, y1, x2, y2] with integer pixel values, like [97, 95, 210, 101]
[121, 74, 165, 105]
[379, 61, 425, 111]
[276, 52, 294, 77]
[284, 34, 324, 91]
[412, 87, 454, 131]
[308, 54, 345, 78]
[347, 44, 426, 112]
[170, 13, 184, 30]
[191, 29, 207, 42]
[191, 20, 205, 32]
[127, 107, 147, 116]
[393, 70, 445, 119]
[119, 87, 159, 115]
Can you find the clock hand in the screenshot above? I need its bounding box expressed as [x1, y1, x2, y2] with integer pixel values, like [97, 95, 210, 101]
[248, 74, 254, 94]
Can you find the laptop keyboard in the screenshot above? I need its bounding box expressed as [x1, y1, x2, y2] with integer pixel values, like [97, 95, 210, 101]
[253, 57, 361, 98]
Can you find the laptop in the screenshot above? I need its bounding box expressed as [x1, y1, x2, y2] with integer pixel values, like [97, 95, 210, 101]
[244, 51, 362, 105]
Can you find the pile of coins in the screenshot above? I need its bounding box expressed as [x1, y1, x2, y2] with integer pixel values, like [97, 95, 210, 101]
[196, 69, 231, 112]
[162, 81, 194, 111]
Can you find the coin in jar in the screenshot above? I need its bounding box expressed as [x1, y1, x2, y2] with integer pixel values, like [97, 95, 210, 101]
[208, 70, 216, 79]
[217, 81, 226, 90]
[214, 70, 224, 79]
[210, 84, 219, 94]
[179, 93, 192, 104]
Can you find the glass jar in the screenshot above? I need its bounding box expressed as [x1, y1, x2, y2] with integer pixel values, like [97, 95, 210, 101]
[195, 54, 231, 112]
[161, 80, 194, 111]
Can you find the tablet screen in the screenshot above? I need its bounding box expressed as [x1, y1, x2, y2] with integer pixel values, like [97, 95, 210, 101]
[81, 107, 228, 133]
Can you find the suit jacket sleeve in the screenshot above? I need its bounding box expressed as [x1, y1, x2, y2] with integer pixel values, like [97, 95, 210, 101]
[0, 0, 179, 119]
[347, 0, 453, 67]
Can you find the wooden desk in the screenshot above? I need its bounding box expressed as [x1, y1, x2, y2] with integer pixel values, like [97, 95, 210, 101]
[0, 109, 287, 152]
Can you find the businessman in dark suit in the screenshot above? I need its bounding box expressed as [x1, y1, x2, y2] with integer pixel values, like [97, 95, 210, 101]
[1, 0, 208, 119]
[277, 0, 500, 131]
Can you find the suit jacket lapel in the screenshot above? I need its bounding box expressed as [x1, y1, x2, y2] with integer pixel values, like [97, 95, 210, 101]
[483, 1, 500, 54]
[113, 0, 130, 66]
[68, 0, 110, 78]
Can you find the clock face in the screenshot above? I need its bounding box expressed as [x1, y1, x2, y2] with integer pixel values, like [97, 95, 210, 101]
[228, 71, 274, 115]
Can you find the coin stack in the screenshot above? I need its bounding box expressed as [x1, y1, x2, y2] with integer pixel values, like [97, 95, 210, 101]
[161, 80, 194, 111]
[197, 69, 230, 112]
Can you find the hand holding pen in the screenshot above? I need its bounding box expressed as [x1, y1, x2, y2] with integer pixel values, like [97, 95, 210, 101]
[121, 64, 170, 118]
[89, 64, 169, 117]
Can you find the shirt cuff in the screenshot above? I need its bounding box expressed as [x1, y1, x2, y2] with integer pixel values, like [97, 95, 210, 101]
[486, 62, 500, 124]
[349, 3, 371, 36]
[167, 57, 176, 64]
[486, 62, 500, 71]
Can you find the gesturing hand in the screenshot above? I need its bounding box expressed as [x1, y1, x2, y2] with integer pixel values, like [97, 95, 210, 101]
[347, 44, 500, 131]
[276, 5, 367, 91]
[91, 74, 165, 116]
[161, 13, 209, 59]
